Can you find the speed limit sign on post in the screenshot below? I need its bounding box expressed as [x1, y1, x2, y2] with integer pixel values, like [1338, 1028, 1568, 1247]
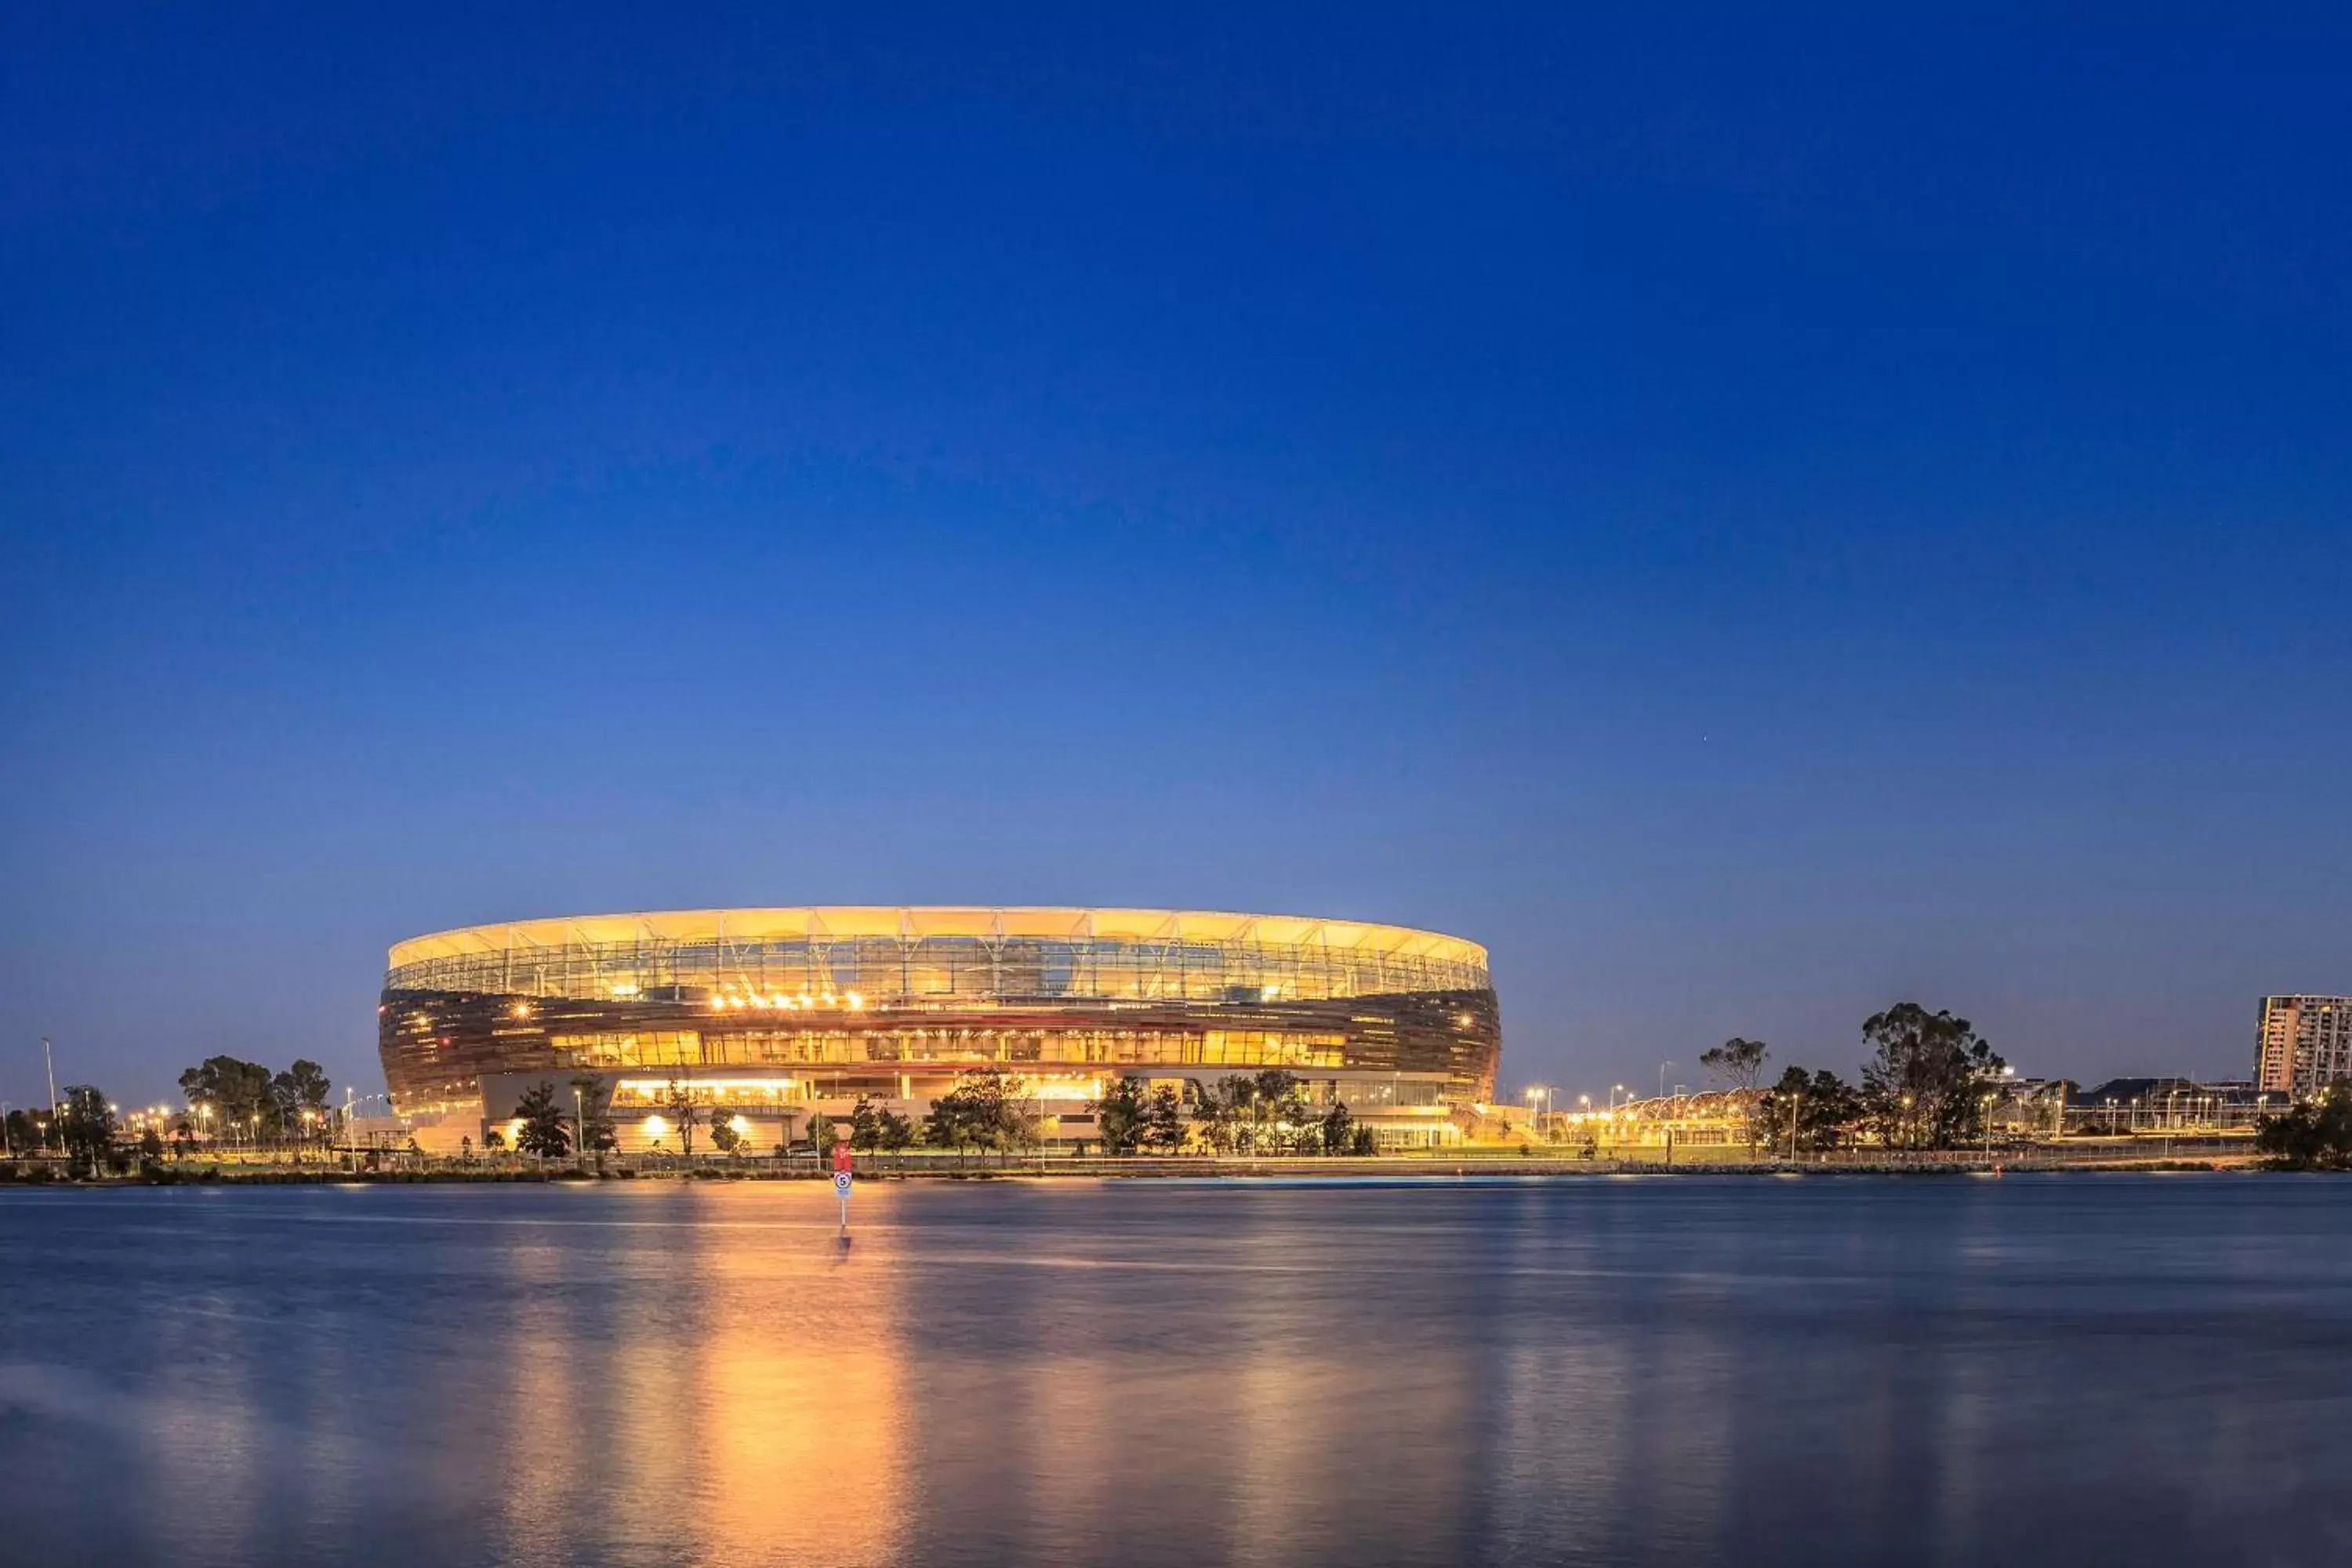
[832, 1126, 852, 1229]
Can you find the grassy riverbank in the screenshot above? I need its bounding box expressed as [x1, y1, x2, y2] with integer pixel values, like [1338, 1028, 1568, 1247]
[0, 1144, 2267, 1185]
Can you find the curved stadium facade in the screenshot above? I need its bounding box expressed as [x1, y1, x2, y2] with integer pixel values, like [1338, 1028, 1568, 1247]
[380, 907, 1501, 1150]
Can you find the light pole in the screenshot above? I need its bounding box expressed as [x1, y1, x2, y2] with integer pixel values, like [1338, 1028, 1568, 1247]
[1523, 1084, 1553, 1140]
[1657, 1062, 1675, 1101]
[41, 1036, 60, 1125]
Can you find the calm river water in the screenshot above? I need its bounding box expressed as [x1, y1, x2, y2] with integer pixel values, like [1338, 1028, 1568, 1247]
[3, 1174, 2350, 1566]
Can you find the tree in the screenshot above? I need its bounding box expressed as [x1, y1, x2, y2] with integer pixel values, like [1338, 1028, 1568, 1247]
[1319, 1100, 1356, 1156]
[2256, 1085, 2352, 1168]
[139, 1127, 165, 1164]
[267, 1060, 332, 1153]
[1192, 1071, 1312, 1155]
[850, 1096, 884, 1152]
[1141, 1084, 1190, 1153]
[1859, 1004, 2006, 1149]
[924, 1069, 1036, 1156]
[180, 1056, 274, 1141]
[1252, 1070, 1313, 1153]
[804, 1111, 833, 1157]
[1190, 1077, 1242, 1153]
[572, 1076, 618, 1152]
[56, 1086, 115, 1176]
[1192, 1073, 1280, 1154]
[4, 1107, 48, 1153]
[710, 1115, 744, 1156]
[1700, 1038, 1771, 1092]
[483, 1127, 506, 1151]
[920, 1098, 960, 1152]
[1755, 1066, 1862, 1155]
[514, 1082, 573, 1160]
[277, 1060, 332, 1144]
[1090, 1079, 1149, 1156]
[877, 1109, 916, 1152]
[661, 1080, 702, 1157]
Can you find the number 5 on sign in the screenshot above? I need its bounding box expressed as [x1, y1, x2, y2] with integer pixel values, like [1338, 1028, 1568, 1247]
[833, 1126, 853, 1231]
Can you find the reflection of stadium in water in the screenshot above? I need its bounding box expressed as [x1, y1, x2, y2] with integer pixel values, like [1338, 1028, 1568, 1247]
[6, 1181, 2318, 1563]
[379, 906, 1503, 1150]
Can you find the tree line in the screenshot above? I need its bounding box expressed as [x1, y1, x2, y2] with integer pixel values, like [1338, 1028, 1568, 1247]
[5, 1055, 344, 1177]
[175, 1055, 336, 1143]
[1090, 1069, 1376, 1156]
[2254, 1087, 2352, 1169]
[1691, 1003, 2009, 1153]
[481, 1065, 1377, 1162]
[2, 1087, 136, 1176]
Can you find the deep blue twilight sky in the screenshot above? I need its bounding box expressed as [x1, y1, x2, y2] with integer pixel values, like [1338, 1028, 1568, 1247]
[3, 5, 2348, 1109]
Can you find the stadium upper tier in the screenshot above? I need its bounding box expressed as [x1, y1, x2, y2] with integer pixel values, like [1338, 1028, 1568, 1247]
[389, 906, 1487, 986]
[379, 906, 1501, 1112]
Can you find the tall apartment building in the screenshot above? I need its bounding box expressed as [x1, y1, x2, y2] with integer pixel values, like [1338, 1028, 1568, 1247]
[2255, 995, 2352, 1095]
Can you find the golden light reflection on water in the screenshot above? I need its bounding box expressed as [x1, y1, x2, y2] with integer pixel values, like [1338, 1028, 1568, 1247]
[695, 1205, 908, 1563]
[445, 1183, 1515, 1568]
[495, 1237, 582, 1556]
[6, 1178, 2343, 1567]
[483, 1188, 910, 1566]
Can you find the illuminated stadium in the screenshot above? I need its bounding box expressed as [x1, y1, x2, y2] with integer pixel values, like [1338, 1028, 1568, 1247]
[379, 906, 1501, 1150]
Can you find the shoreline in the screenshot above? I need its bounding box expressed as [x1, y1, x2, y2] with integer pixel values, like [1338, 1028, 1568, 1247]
[0, 1152, 2275, 1187]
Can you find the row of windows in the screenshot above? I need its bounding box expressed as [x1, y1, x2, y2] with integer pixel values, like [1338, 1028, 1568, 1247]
[383, 979, 1501, 1110]
[387, 933, 1489, 1004]
[582, 1073, 1453, 1111]
[550, 1028, 1351, 1071]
